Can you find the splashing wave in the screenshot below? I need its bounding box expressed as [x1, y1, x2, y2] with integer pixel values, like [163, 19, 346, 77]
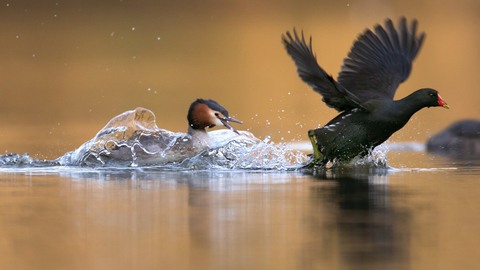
[0, 108, 309, 170]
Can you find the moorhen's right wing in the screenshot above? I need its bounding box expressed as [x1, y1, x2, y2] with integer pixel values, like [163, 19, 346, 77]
[283, 30, 365, 112]
[337, 17, 425, 103]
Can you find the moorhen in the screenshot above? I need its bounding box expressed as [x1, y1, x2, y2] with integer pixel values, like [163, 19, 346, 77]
[283, 17, 449, 165]
[427, 120, 480, 159]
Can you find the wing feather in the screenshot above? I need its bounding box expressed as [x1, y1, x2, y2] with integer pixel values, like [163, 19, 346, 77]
[337, 17, 425, 102]
[282, 29, 365, 112]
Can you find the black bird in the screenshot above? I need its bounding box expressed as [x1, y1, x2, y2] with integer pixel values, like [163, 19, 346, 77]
[283, 17, 449, 165]
[426, 120, 480, 159]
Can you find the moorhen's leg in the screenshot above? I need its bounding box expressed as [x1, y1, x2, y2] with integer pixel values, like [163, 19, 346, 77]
[308, 129, 323, 164]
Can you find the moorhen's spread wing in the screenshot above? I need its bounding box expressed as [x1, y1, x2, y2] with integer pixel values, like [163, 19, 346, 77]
[338, 17, 425, 102]
[282, 30, 365, 112]
[282, 17, 425, 111]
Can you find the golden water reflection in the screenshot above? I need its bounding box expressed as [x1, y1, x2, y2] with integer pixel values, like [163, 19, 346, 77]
[1, 156, 479, 270]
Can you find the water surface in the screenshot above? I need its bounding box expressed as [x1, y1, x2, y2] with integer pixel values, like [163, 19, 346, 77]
[0, 148, 478, 270]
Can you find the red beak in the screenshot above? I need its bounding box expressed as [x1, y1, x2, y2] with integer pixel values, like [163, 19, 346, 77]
[437, 94, 449, 109]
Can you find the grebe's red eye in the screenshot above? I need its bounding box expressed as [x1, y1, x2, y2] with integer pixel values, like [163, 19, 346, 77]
[214, 112, 219, 117]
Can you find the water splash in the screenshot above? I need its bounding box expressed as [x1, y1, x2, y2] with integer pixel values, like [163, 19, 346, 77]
[0, 153, 58, 168]
[0, 108, 309, 170]
[337, 146, 390, 169]
[307, 145, 391, 171]
[51, 135, 308, 170]
[176, 136, 309, 170]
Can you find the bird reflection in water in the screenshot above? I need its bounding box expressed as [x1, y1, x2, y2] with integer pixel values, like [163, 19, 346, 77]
[302, 168, 412, 268]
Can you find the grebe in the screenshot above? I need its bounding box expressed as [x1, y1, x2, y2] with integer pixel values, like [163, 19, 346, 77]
[283, 17, 448, 165]
[63, 99, 244, 166]
[186, 98, 242, 144]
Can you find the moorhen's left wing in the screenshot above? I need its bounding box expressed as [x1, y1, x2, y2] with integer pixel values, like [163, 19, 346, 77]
[283, 30, 365, 112]
[337, 17, 425, 102]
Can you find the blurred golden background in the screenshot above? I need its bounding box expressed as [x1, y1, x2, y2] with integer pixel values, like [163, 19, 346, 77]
[0, 0, 479, 159]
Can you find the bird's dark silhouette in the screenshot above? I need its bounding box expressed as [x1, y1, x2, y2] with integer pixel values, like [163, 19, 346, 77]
[283, 17, 449, 165]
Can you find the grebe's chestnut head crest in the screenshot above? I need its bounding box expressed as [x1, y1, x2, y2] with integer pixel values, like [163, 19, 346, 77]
[187, 99, 242, 134]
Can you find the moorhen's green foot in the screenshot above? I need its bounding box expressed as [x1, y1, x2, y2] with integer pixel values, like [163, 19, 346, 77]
[305, 129, 324, 166]
[303, 158, 327, 168]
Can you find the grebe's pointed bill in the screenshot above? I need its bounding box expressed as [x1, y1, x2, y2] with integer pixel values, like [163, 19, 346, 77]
[218, 116, 243, 135]
[438, 94, 449, 109]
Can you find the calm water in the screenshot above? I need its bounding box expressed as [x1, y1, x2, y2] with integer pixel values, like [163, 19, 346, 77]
[0, 149, 479, 270]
